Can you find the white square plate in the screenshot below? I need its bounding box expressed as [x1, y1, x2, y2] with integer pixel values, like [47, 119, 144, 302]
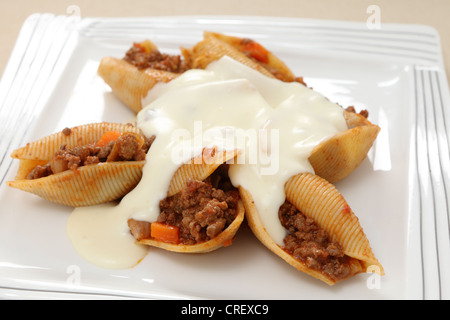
[0, 14, 449, 299]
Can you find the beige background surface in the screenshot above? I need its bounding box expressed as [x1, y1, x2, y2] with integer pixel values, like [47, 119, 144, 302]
[0, 0, 449, 79]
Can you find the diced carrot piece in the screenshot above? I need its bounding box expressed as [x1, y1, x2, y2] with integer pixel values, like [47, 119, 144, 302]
[242, 41, 269, 64]
[151, 222, 180, 244]
[132, 42, 146, 53]
[95, 131, 122, 148]
[133, 40, 157, 53]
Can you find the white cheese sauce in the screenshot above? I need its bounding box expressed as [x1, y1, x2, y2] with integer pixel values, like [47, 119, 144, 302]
[67, 56, 347, 268]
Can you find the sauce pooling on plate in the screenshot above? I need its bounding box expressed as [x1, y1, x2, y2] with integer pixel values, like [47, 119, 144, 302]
[67, 57, 347, 268]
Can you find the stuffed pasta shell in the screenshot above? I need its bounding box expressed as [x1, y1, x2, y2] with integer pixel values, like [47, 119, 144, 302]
[7, 122, 153, 207]
[127, 147, 245, 253]
[241, 172, 384, 285]
[181, 31, 301, 83]
[98, 40, 187, 113]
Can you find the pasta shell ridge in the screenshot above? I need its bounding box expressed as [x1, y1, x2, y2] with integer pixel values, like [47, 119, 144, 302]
[7, 161, 145, 207]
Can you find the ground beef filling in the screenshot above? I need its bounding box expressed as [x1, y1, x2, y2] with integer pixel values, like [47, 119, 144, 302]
[159, 178, 239, 244]
[123, 45, 189, 73]
[128, 165, 240, 245]
[279, 201, 354, 281]
[27, 132, 154, 180]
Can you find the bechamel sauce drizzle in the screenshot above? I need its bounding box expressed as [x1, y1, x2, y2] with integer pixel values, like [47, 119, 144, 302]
[67, 57, 347, 269]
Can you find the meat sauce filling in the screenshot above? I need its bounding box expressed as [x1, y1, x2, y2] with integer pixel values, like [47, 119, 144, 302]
[128, 165, 240, 245]
[27, 130, 154, 180]
[279, 201, 355, 281]
[123, 39, 306, 85]
[123, 44, 190, 73]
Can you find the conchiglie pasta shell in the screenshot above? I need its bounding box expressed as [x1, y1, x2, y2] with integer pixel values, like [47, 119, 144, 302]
[240, 173, 383, 285]
[7, 122, 148, 206]
[11, 122, 143, 161]
[138, 147, 244, 253]
[309, 112, 380, 183]
[97, 56, 178, 113]
[284, 173, 384, 274]
[7, 161, 144, 207]
[181, 32, 276, 79]
[204, 31, 297, 82]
